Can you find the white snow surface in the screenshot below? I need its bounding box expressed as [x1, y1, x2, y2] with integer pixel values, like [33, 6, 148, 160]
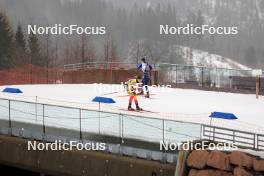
[0, 84, 263, 134]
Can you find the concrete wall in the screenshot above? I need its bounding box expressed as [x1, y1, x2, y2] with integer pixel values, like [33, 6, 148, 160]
[0, 135, 175, 176]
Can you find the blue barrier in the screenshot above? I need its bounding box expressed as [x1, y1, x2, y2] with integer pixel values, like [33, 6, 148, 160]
[2, 87, 23, 93]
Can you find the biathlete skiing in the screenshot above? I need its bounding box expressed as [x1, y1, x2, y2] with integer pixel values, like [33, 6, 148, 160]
[127, 76, 143, 111]
[137, 57, 152, 98]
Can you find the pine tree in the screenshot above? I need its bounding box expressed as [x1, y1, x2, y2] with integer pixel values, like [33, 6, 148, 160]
[110, 39, 118, 63]
[15, 23, 26, 50]
[13, 23, 28, 66]
[28, 33, 43, 66]
[0, 11, 13, 68]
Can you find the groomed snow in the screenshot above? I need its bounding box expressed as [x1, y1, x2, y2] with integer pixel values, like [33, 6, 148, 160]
[0, 84, 263, 134]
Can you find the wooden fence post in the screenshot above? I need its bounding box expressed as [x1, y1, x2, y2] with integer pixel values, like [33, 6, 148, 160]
[256, 75, 260, 99]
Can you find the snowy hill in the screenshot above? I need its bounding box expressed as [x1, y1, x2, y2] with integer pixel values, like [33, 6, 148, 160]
[127, 42, 251, 70]
[179, 46, 250, 70]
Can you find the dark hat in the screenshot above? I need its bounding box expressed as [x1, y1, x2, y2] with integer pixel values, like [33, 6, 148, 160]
[136, 75, 142, 80]
[141, 57, 146, 62]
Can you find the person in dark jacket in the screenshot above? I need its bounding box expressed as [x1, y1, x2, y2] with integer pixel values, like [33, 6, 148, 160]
[137, 57, 152, 98]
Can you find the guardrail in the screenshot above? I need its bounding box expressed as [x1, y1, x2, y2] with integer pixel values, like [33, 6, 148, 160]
[202, 124, 264, 150]
[0, 97, 203, 163]
[64, 62, 137, 70]
[1, 96, 263, 163]
[64, 61, 263, 92]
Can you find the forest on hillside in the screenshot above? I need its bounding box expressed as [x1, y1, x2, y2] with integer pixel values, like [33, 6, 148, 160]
[0, 0, 263, 69]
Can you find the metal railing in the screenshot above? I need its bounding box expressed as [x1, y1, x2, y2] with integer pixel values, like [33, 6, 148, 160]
[64, 61, 137, 71]
[155, 63, 256, 89]
[202, 124, 264, 150]
[1, 96, 263, 163]
[64, 61, 263, 93]
[0, 97, 203, 163]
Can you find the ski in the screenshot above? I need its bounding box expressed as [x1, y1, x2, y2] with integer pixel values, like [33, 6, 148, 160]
[101, 91, 118, 96]
[141, 109, 157, 113]
[119, 108, 144, 113]
[118, 108, 158, 114]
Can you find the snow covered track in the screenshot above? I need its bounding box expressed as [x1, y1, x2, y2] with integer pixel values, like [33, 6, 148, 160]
[0, 84, 263, 137]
